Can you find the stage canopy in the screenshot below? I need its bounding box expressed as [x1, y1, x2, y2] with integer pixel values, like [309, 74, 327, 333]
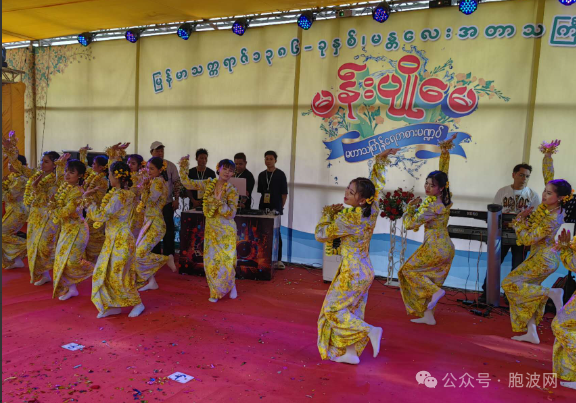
[2, 0, 354, 43]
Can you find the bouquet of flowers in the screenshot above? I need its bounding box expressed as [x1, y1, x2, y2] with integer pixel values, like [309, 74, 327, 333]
[379, 188, 416, 221]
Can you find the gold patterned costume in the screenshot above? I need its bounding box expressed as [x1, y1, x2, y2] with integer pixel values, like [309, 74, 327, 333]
[553, 237, 576, 382]
[314, 153, 387, 360]
[79, 148, 110, 263]
[179, 160, 239, 300]
[502, 151, 564, 333]
[5, 148, 62, 283]
[129, 169, 146, 239]
[398, 143, 455, 317]
[51, 184, 94, 298]
[2, 173, 29, 268]
[88, 189, 141, 314]
[134, 177, 169, 287]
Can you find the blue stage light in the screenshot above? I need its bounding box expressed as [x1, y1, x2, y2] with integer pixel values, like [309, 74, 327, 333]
[558, 0, 575, 5]
[459, 0, 479, 15]
[232, 19, 249, 36]
[77, 32, 94, 47]
[297, 11, 315, 30]
[372, 2, 391, 23]
[125, 29, 143, 43]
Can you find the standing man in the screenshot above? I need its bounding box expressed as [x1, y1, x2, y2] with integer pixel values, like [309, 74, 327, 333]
[234, 152, 255, 210]
[480, 163, 540, 302]
[150, 141, 182, 257]
[257, 151, 288, 269]
[187, 148, 216, 209]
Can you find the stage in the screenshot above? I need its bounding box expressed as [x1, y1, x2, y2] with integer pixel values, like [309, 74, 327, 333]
[2, 262, 574, 402]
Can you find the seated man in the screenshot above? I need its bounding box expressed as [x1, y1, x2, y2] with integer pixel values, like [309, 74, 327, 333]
[480, 163, 540, 302]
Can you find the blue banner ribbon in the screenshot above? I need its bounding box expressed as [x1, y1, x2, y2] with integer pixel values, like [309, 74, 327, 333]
[322, 124, 471, 163]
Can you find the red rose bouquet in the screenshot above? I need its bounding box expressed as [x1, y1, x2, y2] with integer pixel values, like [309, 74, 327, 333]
[379, 188, 415, 221]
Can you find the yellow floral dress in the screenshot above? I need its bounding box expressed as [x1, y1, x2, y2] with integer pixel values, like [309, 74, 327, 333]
[502, 152, 564, 333]
[398, 143, 455, 317]
[51, 184, 94, 298]
[552, 237, 576, 382]
[2, 173, 29, 268]
[80, 148, 109, 263]
[5, 152, 63, 283]
[129, 170, 146, 239]
[314, 153, 387, 360]
[179, 160, 239, 299]
[134, 177, 169, 287]
[88, 188, 141, 314]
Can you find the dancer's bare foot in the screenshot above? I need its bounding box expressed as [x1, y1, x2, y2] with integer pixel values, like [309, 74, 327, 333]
[331, 345, 360, 365]
[411, 309, 436, 325]
[138, 276, 159, 291]
[511, 320, 540, 344]
[97, 308, 121, 318]
[368, 327, 383, 358]
[560, 381, 576, 390]
[59, 285, 79, 301]
[549, 288, 565, 312]
[34, 272, 51, 286]
[427, 289, 446, 310]
[5, 257, 24, 270]
[167, 254, 177, 273]
[128, 303, 145, 317]
[229, 285, 237, 299]
[208, 298, 218, 303]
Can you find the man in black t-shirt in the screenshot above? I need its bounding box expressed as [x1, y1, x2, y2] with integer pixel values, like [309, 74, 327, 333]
[257, 150, 288, 268]
[234, 152, 255, 209]
[187, 148, 216, 209]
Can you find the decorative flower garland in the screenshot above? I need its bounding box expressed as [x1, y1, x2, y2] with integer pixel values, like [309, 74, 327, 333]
[2, 173, 18, 193]
[324, 206, 362, 256]
[203, 178, 228, 218]
[83, 171, 106, 191]
[93, 188, 117, 229]
[23, 172, 56, 206]
[513, 203, 557, 246]
[51, 183, 75, 224]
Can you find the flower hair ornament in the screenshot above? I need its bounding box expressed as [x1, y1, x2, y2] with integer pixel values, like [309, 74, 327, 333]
[445, 181, 450, 189]
[366, 195, 375, 205]
[560, 189, 575, 203]
[113, 168, 130, 179]
[160, 160, 168, 173]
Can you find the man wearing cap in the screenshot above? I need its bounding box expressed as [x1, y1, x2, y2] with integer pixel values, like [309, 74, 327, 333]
[150, 141, 182, 257]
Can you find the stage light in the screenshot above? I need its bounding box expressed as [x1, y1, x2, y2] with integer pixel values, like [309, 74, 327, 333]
[458, 0, 479, 15]
[125, 28, 143, 43]
[77, 32, 95, 47]
[372, 2, 391, 23]
[558, 0, 575, 5]
[232, 18, 249, 36]
[177, 23, 194, 40]
[297, 11, 316, 30]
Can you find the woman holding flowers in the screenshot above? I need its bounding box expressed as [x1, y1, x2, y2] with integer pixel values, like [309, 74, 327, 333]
[502, 140, 572, 344]
[3, 132, 62, 286]
[86, 161, 144, 318]
[51, 157, 94, 301]
[2, 156, 29, 270]
[397, 134, 458, 326]
[179, 156, 239, 303]
[314, 148, 397, 365]
[552, 229, 576, 390]
[79, 145, 110, 263]
[134, 157, 177, 292]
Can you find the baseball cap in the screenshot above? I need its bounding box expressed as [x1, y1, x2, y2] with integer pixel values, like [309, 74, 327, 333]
[150, 141, 164, 151]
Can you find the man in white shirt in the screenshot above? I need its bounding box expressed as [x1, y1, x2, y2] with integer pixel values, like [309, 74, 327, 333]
[480, 163, 540, 302]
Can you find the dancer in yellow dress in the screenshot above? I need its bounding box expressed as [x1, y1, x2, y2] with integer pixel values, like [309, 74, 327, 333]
[3, 132, 62, 286]
[553, 229, 576, 390]
[502, 140, 571, 344]
[79, 146, 110, 263]
[2, 156, 29, 270]
[397, 134, 458, 325]
[51, 157, 94, 300]
[134, 157, 177, 292]
[179, 156, 239, 302]
[86, 161, 144, 318]
[314, 149, 396, 365]
[127, 154, 146, 238]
